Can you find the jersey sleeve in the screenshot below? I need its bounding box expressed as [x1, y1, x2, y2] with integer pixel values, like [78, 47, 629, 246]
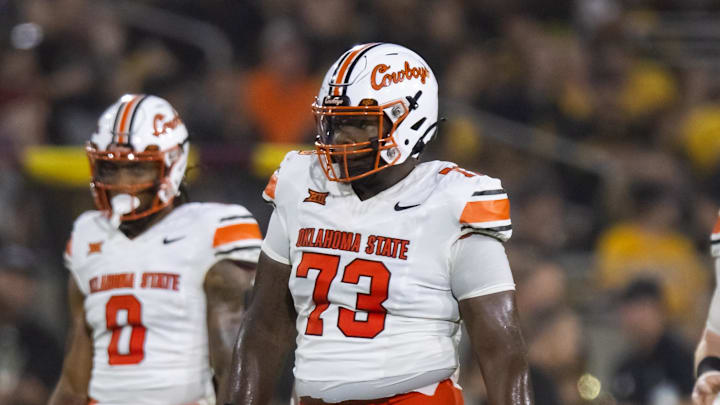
[450, 233, 515, 301]
[63, 234, 86, 292]
[64, 214, 92, 295]
[262, 151, 303, 205]
[63, 236, 73, 270]
[261, 210, 291, 265]
[262, 170, 279, 204]
[259, 151, 304, 265]
[708, 261, 720, 334]
[453, 173, 512, 242]
[711, 213, 720, 258]
[211, 205, 262, 264]
[708, 214, 720, 332]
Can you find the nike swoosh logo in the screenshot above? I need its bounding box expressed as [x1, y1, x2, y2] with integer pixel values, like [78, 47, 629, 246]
[163, 236, 186, 244]
[394, 202, 420, 211]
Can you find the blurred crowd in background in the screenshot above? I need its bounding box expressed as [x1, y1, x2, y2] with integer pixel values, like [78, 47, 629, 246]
[2, 0, 720, 404]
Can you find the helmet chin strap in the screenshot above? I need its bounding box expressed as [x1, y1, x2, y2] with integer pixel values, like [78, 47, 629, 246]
[110, 193, 141, 229]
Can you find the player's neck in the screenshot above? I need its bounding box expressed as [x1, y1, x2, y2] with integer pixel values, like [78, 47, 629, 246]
[350, 158, 417, 201]
[119, 205, 174, 239]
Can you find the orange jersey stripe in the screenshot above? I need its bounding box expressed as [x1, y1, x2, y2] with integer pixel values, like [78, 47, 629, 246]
[213, 223, 262, 247]
[332, 43, 377, 96]
[460, 199, 510, 224]
[713, 217, 720, 234]
[65, 238, 72, 257]
[264, 172, 278, 200]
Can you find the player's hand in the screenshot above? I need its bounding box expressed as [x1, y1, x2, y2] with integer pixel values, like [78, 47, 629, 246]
[693, 371, 720, 405]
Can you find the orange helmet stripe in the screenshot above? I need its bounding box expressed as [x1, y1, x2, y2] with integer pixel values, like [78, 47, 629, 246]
[332, 43, 380, 96]
[115, 95, 142, 144]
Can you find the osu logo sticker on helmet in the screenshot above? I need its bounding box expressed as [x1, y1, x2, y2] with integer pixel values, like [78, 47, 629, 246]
[371, 61, 429, 90]
[153, 113, 183, 137]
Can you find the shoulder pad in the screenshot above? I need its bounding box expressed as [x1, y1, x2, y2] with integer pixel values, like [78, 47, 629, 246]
[262, 151, 318, 205]
[64, 210, 104, 294]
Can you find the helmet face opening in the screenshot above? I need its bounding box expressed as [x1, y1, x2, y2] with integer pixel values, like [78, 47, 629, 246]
[313, 99, 408, 182]
[87, 143, 180, 222]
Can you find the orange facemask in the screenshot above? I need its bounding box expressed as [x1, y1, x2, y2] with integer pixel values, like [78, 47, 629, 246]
[86, 143, 181, 222]
[312, 99, 408, 182]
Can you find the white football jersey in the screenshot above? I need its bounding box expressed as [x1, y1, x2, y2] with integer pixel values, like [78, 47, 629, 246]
[712, 214, 720, 259]
[261, 151, 515, 401]
[64, 202, 262, 405]
[707, 214, 720, 334]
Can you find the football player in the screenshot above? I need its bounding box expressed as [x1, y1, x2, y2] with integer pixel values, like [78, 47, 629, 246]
[223, 43, 533, 404]
[49, 94, 262, 405]
[693, 217, 720, 405]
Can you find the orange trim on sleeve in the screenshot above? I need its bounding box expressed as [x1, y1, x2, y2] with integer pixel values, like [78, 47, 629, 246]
[713, 217, 720, 234]
[264, 172, 278, 200]
[65, 238, 72, 256]
[213, 223, 262, 247]
[460, 199, 510, 224]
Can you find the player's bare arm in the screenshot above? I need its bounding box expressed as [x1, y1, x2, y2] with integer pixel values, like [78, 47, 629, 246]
[459, 290, 534, 405]
[694, 328, 720, 404]
[205, 259, 255, 400]
[695, 227, 720, 405]
[48, 278, 92, 405]
[221, 251, 297, 405]
[693, 288, 720, 404]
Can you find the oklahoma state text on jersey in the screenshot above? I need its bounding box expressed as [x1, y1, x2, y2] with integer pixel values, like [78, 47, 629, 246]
[261, 151, 514, 398]
[64, 203, 261, 405]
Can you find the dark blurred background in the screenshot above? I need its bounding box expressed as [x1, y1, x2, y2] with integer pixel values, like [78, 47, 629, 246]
[2, 0, 720, 404]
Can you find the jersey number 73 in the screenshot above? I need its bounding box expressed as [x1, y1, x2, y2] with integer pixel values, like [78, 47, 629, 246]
[297, 252, 390, 339]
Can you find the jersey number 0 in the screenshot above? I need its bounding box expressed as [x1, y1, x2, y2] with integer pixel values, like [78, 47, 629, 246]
[106, 295, 147, 365]
[297, 252, 390, 339]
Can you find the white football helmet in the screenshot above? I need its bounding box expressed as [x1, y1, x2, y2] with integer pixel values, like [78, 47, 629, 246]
[313, 42, 439, 182]
[86, 94, 189, 223]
